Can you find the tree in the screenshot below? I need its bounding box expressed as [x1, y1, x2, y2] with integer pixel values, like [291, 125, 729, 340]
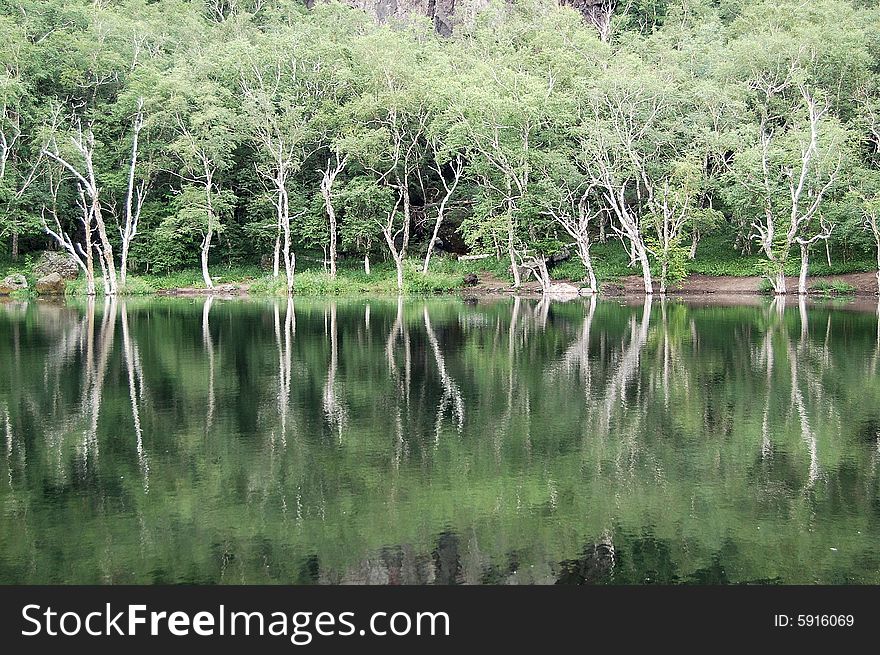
[40, 158, 97, 295]
[165, 72, 239, 289]
[117, 96, 147, 288]
[240, 44, 309, 294]
[865, 196, 880, 295]
[452, 61, 558, 289]
[578, 59, 685, 295]
[340, 31, 431, 292]
[319, 151, 346, 280]
[540, 157, 600, 294]
[42, 115, 119, 295]
[737, 85, 844, 295]
[645, 159, 704, 294]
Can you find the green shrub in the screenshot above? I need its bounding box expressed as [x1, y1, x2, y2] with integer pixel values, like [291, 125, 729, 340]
[810, 279, 856, 296]
[757, 278, 774, 294]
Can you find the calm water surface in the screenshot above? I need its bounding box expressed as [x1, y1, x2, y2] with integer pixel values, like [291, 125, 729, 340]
[1, 295, 879, 584]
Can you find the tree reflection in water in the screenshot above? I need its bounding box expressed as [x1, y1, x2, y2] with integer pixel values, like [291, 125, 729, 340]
[0, 295, 879, 584]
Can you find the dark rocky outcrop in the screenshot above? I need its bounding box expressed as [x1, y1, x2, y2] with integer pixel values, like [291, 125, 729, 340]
[338, 0, 607, 35]
[33, 250, 79, 281]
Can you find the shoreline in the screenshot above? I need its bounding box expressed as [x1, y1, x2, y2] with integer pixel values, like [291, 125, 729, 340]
[4, 270, 878, 302]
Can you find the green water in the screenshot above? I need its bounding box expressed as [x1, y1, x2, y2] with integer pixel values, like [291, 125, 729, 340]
[1, 295, 879, 584]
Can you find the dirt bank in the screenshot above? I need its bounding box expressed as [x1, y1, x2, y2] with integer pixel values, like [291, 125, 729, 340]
[464, 271, 880, 299]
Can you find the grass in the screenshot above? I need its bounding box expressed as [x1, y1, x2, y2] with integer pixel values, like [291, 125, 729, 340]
[810, 279, 856, 296]
[250, 258, 465, 297]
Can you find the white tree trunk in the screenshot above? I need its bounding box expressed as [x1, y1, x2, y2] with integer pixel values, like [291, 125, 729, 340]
[395, 256, 404, 293]
[798, 242, 810, 295]
[689, 230, 699, 260]
[364, 253, 370, 276]
[772, 271, 786, 295]
[201, 230, 213, 289]
[576, 241, 598, 294]
[119, 100, 145, 288]
[320, 155, 345, 280]
[875, 239, 880, 295]
[636, 243, 653, 295]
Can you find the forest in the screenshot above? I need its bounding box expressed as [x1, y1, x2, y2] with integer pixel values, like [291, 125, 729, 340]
[1, 0, 880, 297]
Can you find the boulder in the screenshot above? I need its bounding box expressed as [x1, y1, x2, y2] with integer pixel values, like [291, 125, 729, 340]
[35, 272, 66, 295]
[463, 273, 479, 287]
[33, 251, 79, 280]
[0, 274, 28, 295]
[544, 282, 580, 296]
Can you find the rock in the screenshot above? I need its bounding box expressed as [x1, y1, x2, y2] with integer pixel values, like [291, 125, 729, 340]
[544, 282, 580, 296]
[0, 274, 28, 295]
[33, 251, 79, 280]
[35, 273, 66, 295]
[463, 273, 479, 287]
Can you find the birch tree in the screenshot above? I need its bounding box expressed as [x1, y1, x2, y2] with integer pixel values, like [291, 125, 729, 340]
[738, 85, 844, 295]
[241, 53, 308, 294]
[340, 36, 430, 293]
[42, 118, 119, 295]
[40, 159, 97, 295]
[865, 196, 880, 295]
[541, 162, 600, 294]
[166, 77, 238, 289]
[319, 151, 346, 280]
[453, 64, 556, 289]
[578, 63, 680, 295]
[117, 97, 147, 288]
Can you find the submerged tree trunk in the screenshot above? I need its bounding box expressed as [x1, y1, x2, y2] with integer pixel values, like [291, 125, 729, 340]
[395, 256, 404, 292]
[280, 185, 294, 295]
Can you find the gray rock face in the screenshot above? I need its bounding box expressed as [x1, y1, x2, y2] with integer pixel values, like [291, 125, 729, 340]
[341, 0, 605, 35]
[33, 251, 79, 280]
[0, 274, 28, 295]
[345, 0, 462, 35]
[35, 272, 66, 295]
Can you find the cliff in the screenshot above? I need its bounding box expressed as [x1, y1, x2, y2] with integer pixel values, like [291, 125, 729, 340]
[339, 0, 607, 36]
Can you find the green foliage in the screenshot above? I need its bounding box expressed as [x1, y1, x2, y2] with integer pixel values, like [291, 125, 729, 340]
[810, 279, 856, 296]
[1, 0, 879, 293]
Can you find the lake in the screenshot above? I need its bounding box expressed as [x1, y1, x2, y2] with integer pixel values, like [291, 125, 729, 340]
[1, 295, 879, 584]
